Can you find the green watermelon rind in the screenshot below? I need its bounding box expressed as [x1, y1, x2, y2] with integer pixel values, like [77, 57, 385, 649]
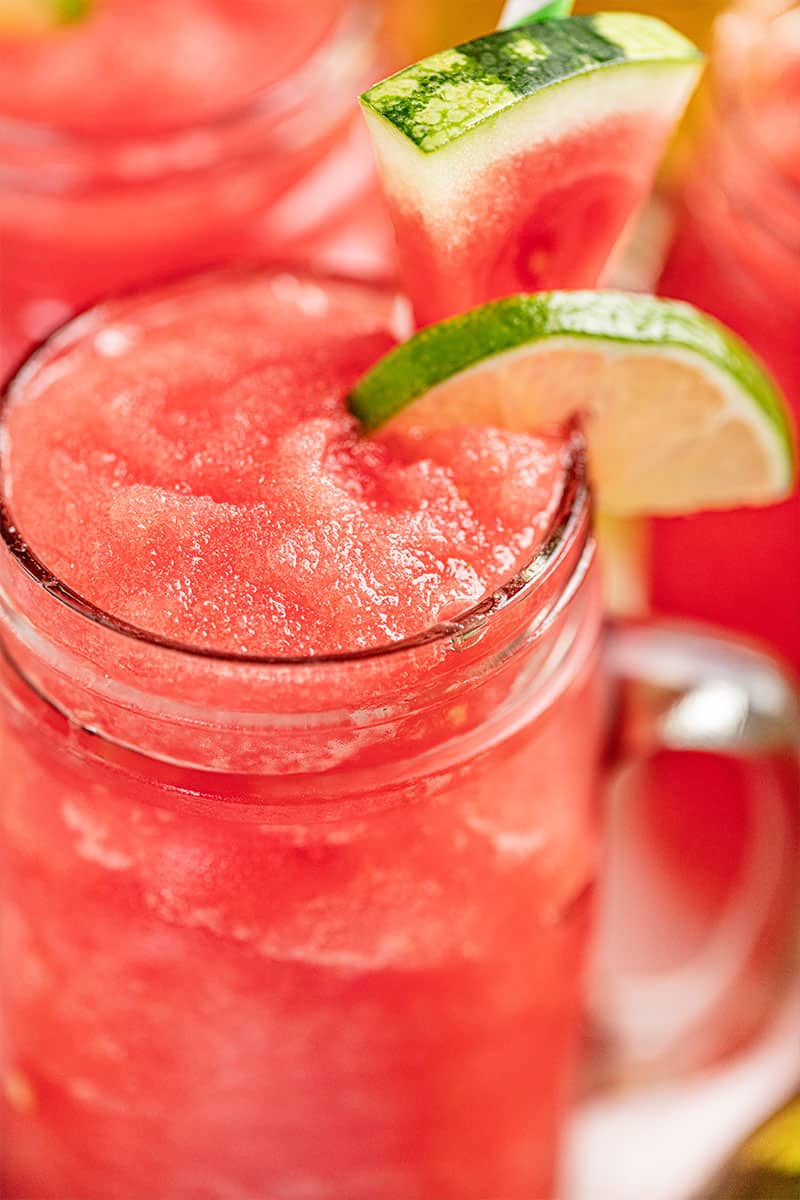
[347, 291, 796, 485]
[360, 14, 702, 155]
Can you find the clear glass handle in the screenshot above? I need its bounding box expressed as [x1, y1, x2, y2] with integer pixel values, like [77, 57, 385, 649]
[607, 619, 800, 758]
[591, 618, 800, 1084]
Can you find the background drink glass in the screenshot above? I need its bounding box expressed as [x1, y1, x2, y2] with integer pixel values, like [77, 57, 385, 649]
[653, 0, 800, 669]
[0, 1, 392, 381]
[582, 0, 800, 1084]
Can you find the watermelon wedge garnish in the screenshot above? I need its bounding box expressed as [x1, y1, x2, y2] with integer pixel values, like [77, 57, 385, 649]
[360, 14, 703, 324]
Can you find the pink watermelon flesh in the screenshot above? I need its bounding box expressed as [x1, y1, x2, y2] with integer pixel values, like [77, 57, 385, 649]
[391, 111, 676, 326]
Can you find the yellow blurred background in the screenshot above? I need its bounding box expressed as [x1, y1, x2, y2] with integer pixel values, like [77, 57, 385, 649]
[382, 0, 727, 62]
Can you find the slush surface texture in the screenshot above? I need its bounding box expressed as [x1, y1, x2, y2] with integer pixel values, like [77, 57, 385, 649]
[0, 0, 347, 133]
[3, 273, 568, 656]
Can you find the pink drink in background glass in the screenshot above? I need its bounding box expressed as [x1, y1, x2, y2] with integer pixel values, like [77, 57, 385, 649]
[626, 9, 800, 1071]
[0, 271, 603, 1199]
[653, 0, 800, 668]
[0, 0, 394, 380]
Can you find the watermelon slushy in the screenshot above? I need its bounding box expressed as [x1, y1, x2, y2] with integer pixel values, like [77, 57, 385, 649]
[0, 271, 603, 1198]
[0, 0, 392, 380]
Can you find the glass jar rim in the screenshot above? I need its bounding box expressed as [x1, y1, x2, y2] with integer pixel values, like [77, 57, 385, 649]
[0, 271, 591, 674]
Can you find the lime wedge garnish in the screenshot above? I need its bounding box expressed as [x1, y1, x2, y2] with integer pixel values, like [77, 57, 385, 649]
[348, 292, 796, 516]
[0, 0, 90, 33]
[360, 15, 702, 323]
